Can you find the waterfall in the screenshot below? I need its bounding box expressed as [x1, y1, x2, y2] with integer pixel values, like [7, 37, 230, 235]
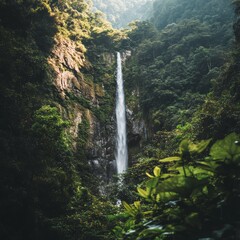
[115, 52, 128, 174]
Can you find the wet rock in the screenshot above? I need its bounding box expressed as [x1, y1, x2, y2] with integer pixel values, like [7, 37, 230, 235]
[87, 117, 117, 190]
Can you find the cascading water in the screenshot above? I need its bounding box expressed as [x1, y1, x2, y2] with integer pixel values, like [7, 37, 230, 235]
[115, 52, 128, 174]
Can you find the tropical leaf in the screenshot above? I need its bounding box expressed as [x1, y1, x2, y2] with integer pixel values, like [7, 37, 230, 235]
[153, 166, 161, 176]
[161, 173, 175, 179]
[175, 166, 192, 176]
[210, 133, 240, 162]
[189, 139, 211, 154]
[123, 201, 141, 217]
[123, 201, 134, 214]
[146, 172, 154, 178]
[133, 201, 141, 209]
[192, 166, 213, 177]
[146, 177, 159, 189]
[159, 156, 181, 163]
[175, 166, 213, 178]
[156, 193, 161, 202]
[196, 160, 218, 172]
[156, 176, 204, 197]
[179, 139, 190, 154]
[137, 187, 149, 198]
[159, 191, 179, 202]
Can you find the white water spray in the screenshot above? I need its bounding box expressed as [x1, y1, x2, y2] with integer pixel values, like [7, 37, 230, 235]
[115, 52, 128, 174]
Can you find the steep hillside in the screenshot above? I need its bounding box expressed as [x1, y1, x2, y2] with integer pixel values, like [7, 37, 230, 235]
[123, 0, 234, 158]
[151, 0, 234, 30]
[0, 0, 123, 239]
[192, 0, 240, 139]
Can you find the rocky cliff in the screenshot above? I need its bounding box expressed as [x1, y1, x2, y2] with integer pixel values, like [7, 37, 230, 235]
[48, 33, 118, 192]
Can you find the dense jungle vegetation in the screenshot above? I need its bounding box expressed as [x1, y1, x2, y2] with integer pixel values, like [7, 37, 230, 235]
[0, 0, 240, 239]
[0, 0, 121, 239]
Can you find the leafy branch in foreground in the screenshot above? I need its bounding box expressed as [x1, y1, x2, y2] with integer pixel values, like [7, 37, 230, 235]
[113, 133, 240, 239]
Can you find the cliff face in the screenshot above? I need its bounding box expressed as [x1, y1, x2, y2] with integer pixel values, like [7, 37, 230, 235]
[48, 36, 86, 99]
[48, 33, 118, 191]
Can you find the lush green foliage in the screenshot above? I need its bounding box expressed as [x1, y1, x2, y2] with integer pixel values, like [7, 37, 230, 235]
[32, 105, 70, 153]
[0, 0, 239, 239]
[191, 0, 240, 139]
[114, 133, 240, 239]
[114, 1, 240, 239]
[124, 0, 234, 152]
[0, 0, 119, 239]
[151, 0, 234, 30]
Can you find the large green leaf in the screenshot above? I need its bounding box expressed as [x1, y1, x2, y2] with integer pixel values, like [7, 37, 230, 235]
[210, 133, 240, 162]
[137, 187, 149, 198]
[159, 156, 181, 163]
[123, 201, 136, 216]
[133, 201, 141, 209]
[156, 176, 206, 197]
[159, 191, 179, 202]
[153, 166, 161, 176]
[189, 139, 211, 154]
[189, 166, 213, 178]
[179, 139, 211, 155]
[123, 201, 142, 217]
[146, 172, 154, 178]
[179, 139, 190, 154]
[146, 177, 159, 189]
[175, 166, 213, 178]
[196, 160, 218, 172]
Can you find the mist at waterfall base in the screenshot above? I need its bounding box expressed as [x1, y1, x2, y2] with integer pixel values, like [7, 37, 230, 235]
[115, 52, 128, 175]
